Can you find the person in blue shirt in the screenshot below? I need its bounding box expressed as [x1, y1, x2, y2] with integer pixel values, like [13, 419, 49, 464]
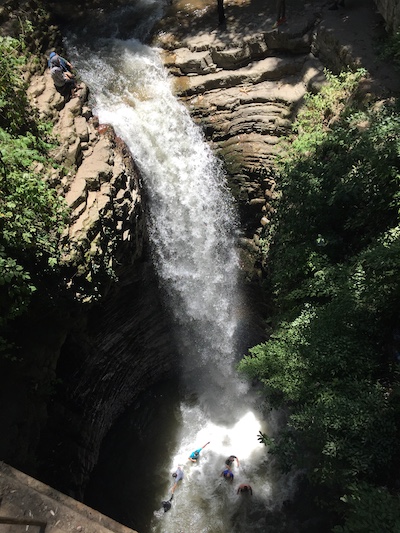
[50, 57, 81, 101]
[48, 52, 81, 102]
[48, 51, 74, 73]
[188, 442, 210, 462]
[221, 468, 234, 481]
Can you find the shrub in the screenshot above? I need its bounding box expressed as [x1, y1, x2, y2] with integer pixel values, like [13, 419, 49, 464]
[0, 35, 68, 359]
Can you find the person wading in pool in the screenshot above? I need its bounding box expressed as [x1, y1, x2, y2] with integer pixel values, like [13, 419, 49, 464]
[171, 466, 184, 493]
[188, 442, 210, 462]
[221, 467, 234, 481]
[237, 483, 253, 495]
[225, 455, 240, 468]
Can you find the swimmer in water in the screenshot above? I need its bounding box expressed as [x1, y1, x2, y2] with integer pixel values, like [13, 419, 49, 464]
[237, 483, 253, 495]
[188, 442, 210, 462]
[171, 466, 184, 493]
[162, 494, 174, 512]
[221, 467, 234, 481]
[225, 455, 240, 468]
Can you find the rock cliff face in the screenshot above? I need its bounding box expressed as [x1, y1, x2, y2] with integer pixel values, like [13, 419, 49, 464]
[151, 1, 326, 274]
[151, 0, 400, 272]
[28, 71, 143, 292]
[0, 29, 177, 495]
[375, 0, 400, 31]
[24, 69, 178, 496]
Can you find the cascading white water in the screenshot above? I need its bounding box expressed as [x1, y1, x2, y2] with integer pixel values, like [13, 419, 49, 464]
[67, 9, 290, 531]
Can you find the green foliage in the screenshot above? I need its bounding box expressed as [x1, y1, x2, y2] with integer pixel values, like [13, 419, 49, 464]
[240, 299, 397, 484]
[0, 35, 68, 358]
[0, 130, 66, 258]
[0, 36, 31, 134]
[0, 247, 34, 322]
[240, 71, 400, 528]
[378, 30, 400, 71]
[269, 101, 400, 315]
[257, 430, 273, 446]
[292, 69, 367, 154]
[333, 483, 400, 533]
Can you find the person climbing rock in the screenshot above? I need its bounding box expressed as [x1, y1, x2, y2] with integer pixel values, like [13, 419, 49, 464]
[50, 55, 81, 102]
[188, 442, 210, 462]
[48, 51, 74, 73]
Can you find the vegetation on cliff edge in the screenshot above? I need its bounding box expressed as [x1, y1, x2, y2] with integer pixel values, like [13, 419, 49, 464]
[239, 70, 400, 532]
[0, 34, 68, 359]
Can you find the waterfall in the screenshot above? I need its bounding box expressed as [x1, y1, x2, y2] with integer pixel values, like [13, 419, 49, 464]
[66, 6, 286, 531]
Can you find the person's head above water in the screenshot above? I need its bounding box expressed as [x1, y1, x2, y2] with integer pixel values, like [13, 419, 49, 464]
[237, 483, 253, 495]
[162, 494, 174, 512]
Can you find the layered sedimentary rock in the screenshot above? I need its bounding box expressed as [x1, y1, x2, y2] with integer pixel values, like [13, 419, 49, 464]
[152, 0, 400, 267]
[28, 70, 144, 295]
[38, 72, 176, 495]
[151, 2, 326, 268]
[0, 64, 177, 496]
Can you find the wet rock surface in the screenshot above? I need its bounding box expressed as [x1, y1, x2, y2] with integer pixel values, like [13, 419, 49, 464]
[24, 69, 178, 497]
[1, 24, 177, 504]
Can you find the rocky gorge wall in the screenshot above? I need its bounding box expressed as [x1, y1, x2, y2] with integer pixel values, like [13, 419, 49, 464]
[0, 1, 178, 498]
[40, 0, 399, 497]
[151, 1, 328, 278]
[26, 70, 179, 496]
[1, 0, 400, 504]
[151, 0, 400, 277]
[375, 0, 400, 32]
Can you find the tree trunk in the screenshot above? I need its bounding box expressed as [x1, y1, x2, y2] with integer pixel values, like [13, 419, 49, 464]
[217, 0, 225, 25]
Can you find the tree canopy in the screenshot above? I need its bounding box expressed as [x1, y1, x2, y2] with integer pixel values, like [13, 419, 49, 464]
[239, 70, 400, 531]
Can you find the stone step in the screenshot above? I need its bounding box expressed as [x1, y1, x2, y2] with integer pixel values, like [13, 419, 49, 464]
[174, 54, 308, 96]
[0, 462, 138, 533]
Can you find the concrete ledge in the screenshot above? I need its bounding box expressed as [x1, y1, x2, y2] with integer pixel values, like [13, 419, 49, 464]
[0, 462, 138, 533]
